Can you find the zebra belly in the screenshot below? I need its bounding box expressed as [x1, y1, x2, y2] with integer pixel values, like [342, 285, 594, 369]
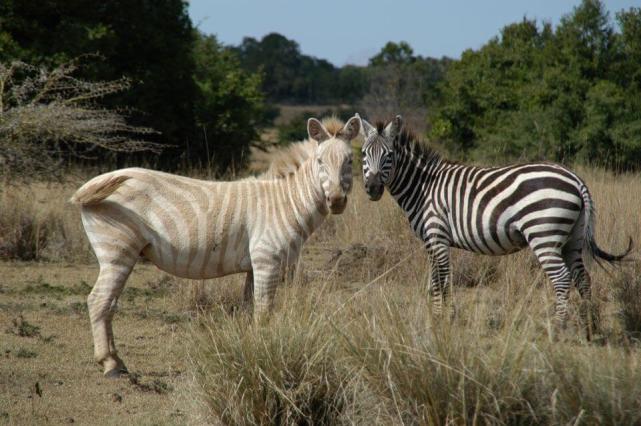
[449, 222, 527, 255]
[142, 237, 252, 279]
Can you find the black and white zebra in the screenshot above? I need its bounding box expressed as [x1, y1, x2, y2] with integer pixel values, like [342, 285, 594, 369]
[358, 114, 631, 333]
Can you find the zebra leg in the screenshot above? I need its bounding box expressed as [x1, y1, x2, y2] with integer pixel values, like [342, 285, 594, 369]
[250, 257, 282, 319]
[427, 245, 451, 316]
[243, 271, 254, 306]
[88, 258, 136, 377]
[532, 247, 573, 329]
[563, 214, 595, 340]
[564, 248, 594, 340]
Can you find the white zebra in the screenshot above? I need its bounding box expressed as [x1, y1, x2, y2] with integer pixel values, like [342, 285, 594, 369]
[71, 116, 360, 377]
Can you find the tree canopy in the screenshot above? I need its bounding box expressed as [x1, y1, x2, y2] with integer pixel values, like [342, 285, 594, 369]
[0, 0, 266, 172]
[232, 32, 368, 104]
[430, 0, 641, 170]
[1, 0, 638, 173]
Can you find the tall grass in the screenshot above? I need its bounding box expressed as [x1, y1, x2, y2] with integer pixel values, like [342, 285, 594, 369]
[188, 280, 641, 424]
[186, 165, 641, 425]
[2, 165, 640, 424]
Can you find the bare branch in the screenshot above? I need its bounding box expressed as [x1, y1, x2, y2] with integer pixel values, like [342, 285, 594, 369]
[0, 58, 163, 181]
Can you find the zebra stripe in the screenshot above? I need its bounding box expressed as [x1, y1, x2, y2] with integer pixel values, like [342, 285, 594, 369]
[72, 116, 360, 376]
[359, 114, 631, 335]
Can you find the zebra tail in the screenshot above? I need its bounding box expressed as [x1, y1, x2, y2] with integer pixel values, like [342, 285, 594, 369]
[580, 184, 633, 266]
[70, 175, 131, 206]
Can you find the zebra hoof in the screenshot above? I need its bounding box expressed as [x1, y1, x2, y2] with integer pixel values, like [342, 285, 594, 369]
[104, 367, 129, 379]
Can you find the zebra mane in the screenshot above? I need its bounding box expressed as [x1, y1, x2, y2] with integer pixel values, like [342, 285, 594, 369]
[256, 117, 345, 180]
[374, 120, 442, 165]
[257, 139, 318, 179]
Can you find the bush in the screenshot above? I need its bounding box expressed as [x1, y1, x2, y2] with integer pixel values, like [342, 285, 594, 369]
[0, 59, 160, 181]
[190, 281, 641, 425]
[0, 182, 91, 262]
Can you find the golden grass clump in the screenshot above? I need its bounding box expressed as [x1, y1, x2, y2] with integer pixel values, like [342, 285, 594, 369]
[0, 181, 91, 261]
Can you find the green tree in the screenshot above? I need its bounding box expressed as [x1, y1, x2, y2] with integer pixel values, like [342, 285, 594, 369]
[431, 0, 641, 169]
[0, 0, 197, 164]
[192, 32, 265, 172]
[364, 41, 450, 131]
[369, 41, 415, 66]
[233, 32, 367, 104]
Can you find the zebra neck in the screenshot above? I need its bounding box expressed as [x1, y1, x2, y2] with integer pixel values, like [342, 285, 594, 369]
[388, 146, 442, 202]
[282, 158, 328, 239]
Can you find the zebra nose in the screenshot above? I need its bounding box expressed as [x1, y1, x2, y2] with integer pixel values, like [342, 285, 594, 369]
[366, 180, 380, 191]
[327, 194, 346, 204]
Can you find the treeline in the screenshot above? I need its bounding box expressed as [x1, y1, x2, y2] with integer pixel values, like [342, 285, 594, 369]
[430, 0, 641, 170]
[231, 34, 449, 106]
[0, 0, 449, 174]
[1, 0, 640, 173]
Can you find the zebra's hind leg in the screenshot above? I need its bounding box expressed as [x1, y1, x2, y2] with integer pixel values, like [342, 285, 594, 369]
[532, 245, 573, 330]
[88, 256, 137, 377]
[427, 244, 451, 317]
[563, 247, 595, 340]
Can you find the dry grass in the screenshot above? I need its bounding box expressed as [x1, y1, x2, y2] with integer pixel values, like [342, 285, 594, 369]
[0, 180, 91, 262]
[1, 165, 640, 424]
[187, 165, 641, 425]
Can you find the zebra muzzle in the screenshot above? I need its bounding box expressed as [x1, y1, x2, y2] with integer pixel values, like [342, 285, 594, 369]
[327, 195, 347, 214]
[365, 183, 384, 201]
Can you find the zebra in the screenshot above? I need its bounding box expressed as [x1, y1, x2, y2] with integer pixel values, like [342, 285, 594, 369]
[358, 113, 631, 335]
[71, 115, 360, 377]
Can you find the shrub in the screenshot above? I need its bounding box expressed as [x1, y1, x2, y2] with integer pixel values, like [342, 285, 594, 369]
[0, 58, 160, 181]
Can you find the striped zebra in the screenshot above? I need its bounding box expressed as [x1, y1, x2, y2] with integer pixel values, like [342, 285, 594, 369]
[358, 114, 631, 334]
[71, 116, 360, 377]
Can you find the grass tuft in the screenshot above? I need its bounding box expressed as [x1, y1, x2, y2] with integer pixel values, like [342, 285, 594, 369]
[190, 299, 353, 425]
[15, 348, 38, 358]
[6, 315, 40, 338]
[612, 266, 641, 339]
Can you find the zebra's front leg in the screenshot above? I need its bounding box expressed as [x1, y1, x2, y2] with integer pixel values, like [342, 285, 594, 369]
[250, 256, 282, 320]
[427, 244, 451, 317]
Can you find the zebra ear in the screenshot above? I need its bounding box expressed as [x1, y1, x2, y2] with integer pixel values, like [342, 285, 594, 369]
[383, 115, 403, 141]
[307, 118, 331, 143]
[358, 115, 377, 141]
[337, 115, 361, 142]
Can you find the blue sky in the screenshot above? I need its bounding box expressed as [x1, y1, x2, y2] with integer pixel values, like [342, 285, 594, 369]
[188, 1, 639, 66]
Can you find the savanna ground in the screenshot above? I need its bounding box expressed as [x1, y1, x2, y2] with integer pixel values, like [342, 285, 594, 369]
[1, 164, 641, 425]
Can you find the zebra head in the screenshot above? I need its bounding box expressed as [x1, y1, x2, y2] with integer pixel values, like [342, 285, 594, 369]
[307, 115, 360, 214]
[358, 114, 402, 201]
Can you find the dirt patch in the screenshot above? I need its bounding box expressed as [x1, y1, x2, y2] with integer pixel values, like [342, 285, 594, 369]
[301, 243, 389, 286]
[0, 262, 189, 425]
